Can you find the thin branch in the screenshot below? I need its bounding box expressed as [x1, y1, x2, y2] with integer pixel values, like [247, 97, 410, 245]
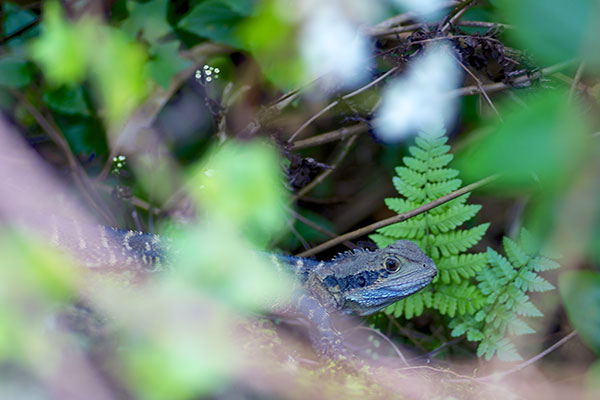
[568, 62, 585, 102]
[452, 54, 502, 119]
[349, 326, 409, 366]
[285, 206, 357, 249]
[290, 134, 358, 202]
[291, 123, 369, 150]
[371, 20, 511, 38]
[0, 17, 40, 46]
[450, 60, 575, 97]
[440, 0, 478, 32]
[288, 67, 398, 142]
[296, 174, 498, 257]
[479, 331, 578, 381]
[368, 1, 460, 33]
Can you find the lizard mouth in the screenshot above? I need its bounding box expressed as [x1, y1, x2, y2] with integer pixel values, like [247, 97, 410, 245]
[384, 274, 435, 294]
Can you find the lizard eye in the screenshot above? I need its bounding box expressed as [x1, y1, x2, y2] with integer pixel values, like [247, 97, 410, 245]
[384, 258, 400, 272]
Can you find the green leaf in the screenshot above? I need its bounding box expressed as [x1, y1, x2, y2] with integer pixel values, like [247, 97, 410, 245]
[559, 271, 600, 354]
[508, 318, 535, 336]
[189, 141, 287, 246]
[2, 2, 39, 48]
[122, 0, 172, 42]
[29, 1, 90, 85]
[42, 86, 90, 116]
[147, 41, 193, 89]
[498, 0, 600, 66]
[179, 0, 249, 48]
[503, 236, 530, 268]
[495, 338, 522, 361]
[90, 29, 148, 125]
[436, 253, 487, 284]
[515, 270, 554, 293]
[529, 256, 561, 272]
[56, 115, 108, 156]
[429, 223, 489, 258]
[0, 53, 32, 88]
[457, 91, 591, 191]
[369, 233, 396, 249]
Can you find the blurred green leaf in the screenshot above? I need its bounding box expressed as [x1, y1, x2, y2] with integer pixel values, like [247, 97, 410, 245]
[190, 141, 287, 246]
[147, 41, 193, 89]
[90, 29, 148, 125]
[119, 282, 238, 400]
[2, 2, 39, 49]
[173, 223, 293, 312]
[498, 0, 600, 66]
[29, 1, 90, 85]
[56, 115, 108, 156]
[237, 0, 304, 89]
[559, 271, 600, 354]
[0, 53, 32, 88]
[585, 360, 600, 398]
[456, 90, 590, 190]
[178, 0, 251, 48]
[0, 231, 80, 361]
[30, 2, 148, 124]
[42, 86, 90, 116]
[122, 0, 172, 42]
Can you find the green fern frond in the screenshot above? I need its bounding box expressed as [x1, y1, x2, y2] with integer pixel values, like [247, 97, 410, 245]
[529, 256, 561, 272]
[387, 291, 432, 319]
[433, 282, 487, 317]
[384, 198, 421, 214]
[437, 253, 488, 284]
[424, 179, 462, 199]
[403, 156, 427, 173]
[514, 269, 554, 292]
[371, 128, 488, 322]
[429, 223, 489, 258]
[503, 237, 531, 267]
[395, 166, 426, 187]
[427, 153, 454, 169]
[508, 317, 536, 336]
[426, 168, 460, 182]
[427, 203, 482, 235]
[377, 217, 427, 239]
[454, 228, 561, 360]
[370, 233, 396, 248]
[393, 177, 426, 202]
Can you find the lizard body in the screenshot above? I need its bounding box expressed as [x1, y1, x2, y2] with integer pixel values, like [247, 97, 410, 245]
[49, 221, 437, 358]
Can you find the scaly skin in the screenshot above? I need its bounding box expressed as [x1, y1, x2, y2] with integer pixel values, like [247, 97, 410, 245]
[271, 241, 437, 357]
[50, 220, 437, 358]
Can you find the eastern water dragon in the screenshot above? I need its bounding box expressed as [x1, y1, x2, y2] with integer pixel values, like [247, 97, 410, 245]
[49, 221, 437, 359]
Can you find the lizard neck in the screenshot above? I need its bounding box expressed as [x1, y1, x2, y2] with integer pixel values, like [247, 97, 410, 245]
[272, 255, 344, 312]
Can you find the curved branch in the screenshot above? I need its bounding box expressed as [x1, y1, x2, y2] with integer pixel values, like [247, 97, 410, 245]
[296, 174, 498, 257]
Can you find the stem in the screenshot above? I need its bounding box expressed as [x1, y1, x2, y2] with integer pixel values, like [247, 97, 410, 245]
[296, 174, 498, 257]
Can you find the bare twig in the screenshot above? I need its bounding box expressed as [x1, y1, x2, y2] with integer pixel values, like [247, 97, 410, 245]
[0, 16, 40, 46]
[371, 20, 511, 38]
[290, 135, 358, 202]
[450, 60, 575, 97]
[479, 331, 578, 381]
[440, 0, 478, 32]
[568, 62, 585, 102]
[452, 54, 502, 119]
[288, 67, 398, 142]
[349, 326, 409, 366]
[296, 174, 498, 257]
[368, 1, 460, 33]
[291, 123, 369, 150]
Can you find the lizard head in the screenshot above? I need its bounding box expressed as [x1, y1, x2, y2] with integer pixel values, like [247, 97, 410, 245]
[318, 240, 437, 316]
